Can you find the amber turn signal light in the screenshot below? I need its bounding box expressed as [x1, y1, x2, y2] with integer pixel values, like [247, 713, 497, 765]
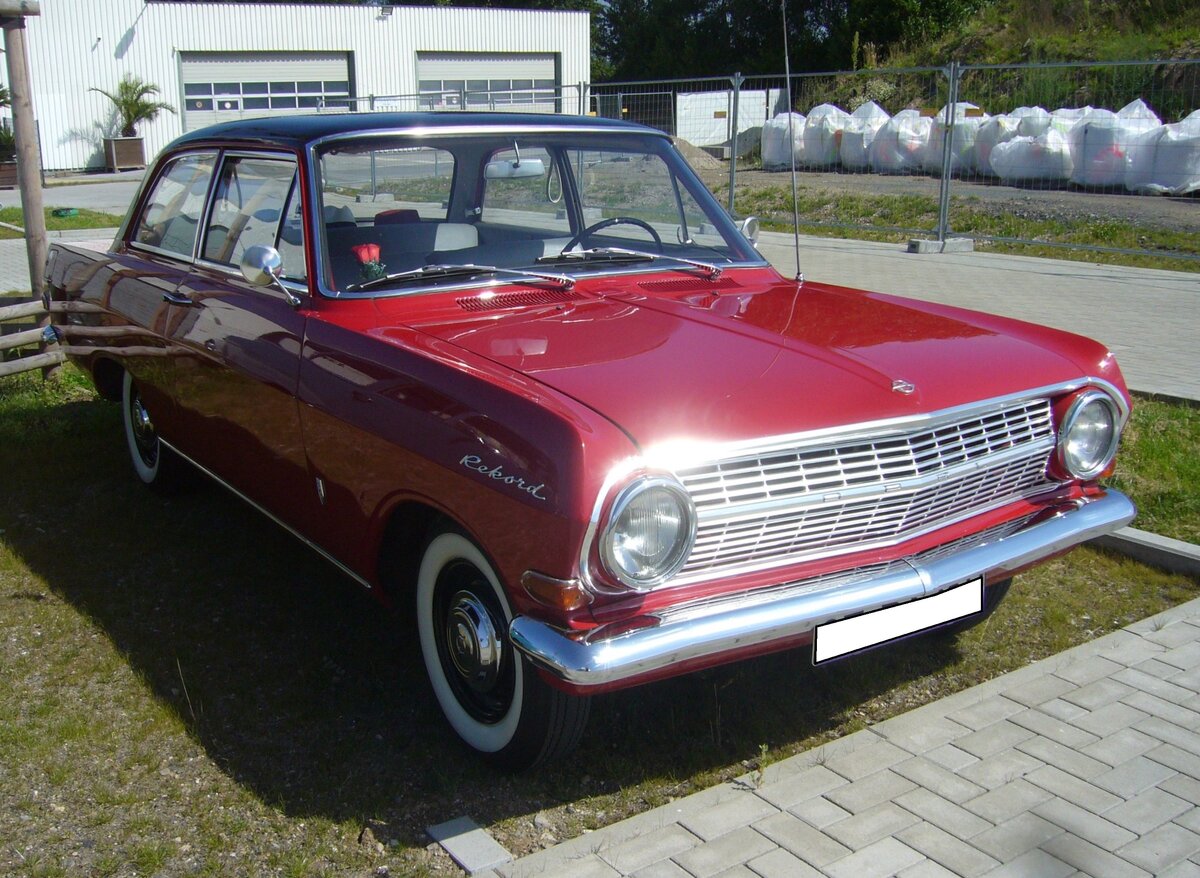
[521, 571, 592, 612]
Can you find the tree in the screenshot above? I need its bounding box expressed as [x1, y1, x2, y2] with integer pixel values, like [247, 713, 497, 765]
[91, 74, 176, 138]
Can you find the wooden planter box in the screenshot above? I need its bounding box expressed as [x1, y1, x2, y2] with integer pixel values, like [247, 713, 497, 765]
[0, 160, 16, 189]
[103, 136, 146, 171]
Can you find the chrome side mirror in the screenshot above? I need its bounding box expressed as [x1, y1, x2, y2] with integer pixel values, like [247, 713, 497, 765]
[240, 245, 301, 307]
[240, 245, 284, 286]
[739, 216, 760, 244]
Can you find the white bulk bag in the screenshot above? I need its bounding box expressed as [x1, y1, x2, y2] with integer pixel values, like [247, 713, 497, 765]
[974, 114, 1021, 176]
[801, 103, 851, 167]
[1012, 106, 1051, 137]
[839, 101, 891, 170]
[869, 109, 932, 173]
[1126, 110, 1200, 195]
[1069, 100, 1162, 186]
[1048, 106, 1093, 136]
[989, 128, 1074, 182]
[761, 112, 806, 170]
[922, 102, 988, 174]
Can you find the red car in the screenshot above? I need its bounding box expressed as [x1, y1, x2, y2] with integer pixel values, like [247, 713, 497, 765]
[47, 112, 1135, 767]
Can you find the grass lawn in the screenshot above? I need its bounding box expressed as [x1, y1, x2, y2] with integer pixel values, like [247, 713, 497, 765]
[0, 207, 124, 240]
[1109, 395, 1200, 545]
[0, 369, 1196, 877]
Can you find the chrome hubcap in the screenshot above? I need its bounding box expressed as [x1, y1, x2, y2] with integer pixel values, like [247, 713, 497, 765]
[129, 391, 158, 465]
[445, 590, 503, 694]
[134, 398, 153, 437]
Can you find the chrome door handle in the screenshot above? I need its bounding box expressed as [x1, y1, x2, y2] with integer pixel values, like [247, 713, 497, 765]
[162, 291, 199, 306]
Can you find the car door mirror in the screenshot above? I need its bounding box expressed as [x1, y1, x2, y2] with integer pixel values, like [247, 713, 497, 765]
[240, 245, 302, 307]
[240, 245, 284, 286]
[739, 216, 760, 244]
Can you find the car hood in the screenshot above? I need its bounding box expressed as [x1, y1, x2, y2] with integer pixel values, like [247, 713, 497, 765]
[402, 273, 1111, 450]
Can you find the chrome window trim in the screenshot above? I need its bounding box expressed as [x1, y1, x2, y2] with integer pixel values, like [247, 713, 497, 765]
[187, 256, 309, 298]
[126, 149, 222, 264]
[161, 438, 372, 591]
[578, 377, 1128, 594]
[195, 149, 302, 274]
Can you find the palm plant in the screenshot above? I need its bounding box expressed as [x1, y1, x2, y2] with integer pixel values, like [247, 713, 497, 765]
[91, 74, 175, 138]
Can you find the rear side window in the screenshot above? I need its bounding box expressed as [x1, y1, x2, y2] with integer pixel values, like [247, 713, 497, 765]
[132, 152, 217, 258]
[201, 155, 299, 272]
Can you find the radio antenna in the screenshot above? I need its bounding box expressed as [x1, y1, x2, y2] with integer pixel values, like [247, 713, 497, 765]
[780, 0, 803, 283]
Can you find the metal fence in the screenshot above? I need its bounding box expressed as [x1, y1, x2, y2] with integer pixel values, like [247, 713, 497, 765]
[585, 60, 1200, 263]
[335, 84, 587, 116]
[343, 61, 1199, 265]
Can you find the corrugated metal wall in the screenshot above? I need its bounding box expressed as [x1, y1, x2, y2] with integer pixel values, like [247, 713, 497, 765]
[21, 0, 591, 171]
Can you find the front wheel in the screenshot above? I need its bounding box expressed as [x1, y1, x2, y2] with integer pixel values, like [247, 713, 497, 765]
[416, 530, 589, 768]
[121, 370, 186, 493]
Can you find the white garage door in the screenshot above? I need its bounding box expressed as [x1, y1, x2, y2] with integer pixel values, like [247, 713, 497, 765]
[180, 52, 353, 131]
[416, 52, 560, 112]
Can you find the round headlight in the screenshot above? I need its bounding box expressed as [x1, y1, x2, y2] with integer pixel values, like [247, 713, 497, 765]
[601, 477, 696, 589]
[1058, 390, 1120, 480]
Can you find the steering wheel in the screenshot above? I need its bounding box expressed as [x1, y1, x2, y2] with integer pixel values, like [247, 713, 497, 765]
[562, 216, 663, 253]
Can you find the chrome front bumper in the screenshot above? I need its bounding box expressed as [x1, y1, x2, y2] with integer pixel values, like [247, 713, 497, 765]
[510, 491, 1136, 688]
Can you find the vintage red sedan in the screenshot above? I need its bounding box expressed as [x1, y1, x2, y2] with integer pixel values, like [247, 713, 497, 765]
[46, 112, 1135, 767]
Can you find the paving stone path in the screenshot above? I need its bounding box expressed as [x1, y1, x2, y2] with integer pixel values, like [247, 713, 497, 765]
[494, 599, 1200, 878]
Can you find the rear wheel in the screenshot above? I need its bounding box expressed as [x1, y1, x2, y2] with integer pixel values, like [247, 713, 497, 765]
[416, 530, 589, 768]
[121, 370, 186, 492]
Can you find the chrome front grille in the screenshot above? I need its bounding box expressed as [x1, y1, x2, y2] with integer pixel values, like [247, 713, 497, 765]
[673, 398, 1056, 581]
[657, 512, 1039, 626]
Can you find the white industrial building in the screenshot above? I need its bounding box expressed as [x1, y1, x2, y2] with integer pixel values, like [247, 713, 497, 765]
[18, 0, 591, 171]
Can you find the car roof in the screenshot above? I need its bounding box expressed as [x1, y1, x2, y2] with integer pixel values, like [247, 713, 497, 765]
[168, 111, 663, 152]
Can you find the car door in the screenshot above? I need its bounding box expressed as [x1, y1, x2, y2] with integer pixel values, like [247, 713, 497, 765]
[166, 151, 316, 532]
[108, 150, 219, 443]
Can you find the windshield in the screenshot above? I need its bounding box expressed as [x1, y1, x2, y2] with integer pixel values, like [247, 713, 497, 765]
[314, 131, 760, 295]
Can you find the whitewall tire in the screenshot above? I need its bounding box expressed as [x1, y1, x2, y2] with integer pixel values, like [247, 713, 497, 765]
[416, 530, 588, 768]
[121, 370, 185, 492]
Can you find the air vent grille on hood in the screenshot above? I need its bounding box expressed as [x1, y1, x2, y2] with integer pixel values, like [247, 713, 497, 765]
[456, 290, 579, 312]
[638, 277, 741, 293]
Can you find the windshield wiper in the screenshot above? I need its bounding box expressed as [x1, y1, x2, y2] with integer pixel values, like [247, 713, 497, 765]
[539, 247, 723, 279]
[345, 263, 575, 293]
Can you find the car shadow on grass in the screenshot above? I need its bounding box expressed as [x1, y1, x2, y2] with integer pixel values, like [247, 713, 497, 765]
[0, 393, 968, 850]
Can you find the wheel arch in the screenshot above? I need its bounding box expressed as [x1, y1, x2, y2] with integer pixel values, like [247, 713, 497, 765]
[374, 499, 463, 611]
[90, 356, 125, 402]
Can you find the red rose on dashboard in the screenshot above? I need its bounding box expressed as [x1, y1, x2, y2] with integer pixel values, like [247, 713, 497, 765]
[350, 243, 386, 281]
[351, 243, 381, 264]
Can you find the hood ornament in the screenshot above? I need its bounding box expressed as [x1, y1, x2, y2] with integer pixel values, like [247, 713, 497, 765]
[892, 378, 916, 395]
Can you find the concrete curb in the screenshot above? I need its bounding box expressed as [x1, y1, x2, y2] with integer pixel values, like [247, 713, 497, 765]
[1093, 526, 1200, 579]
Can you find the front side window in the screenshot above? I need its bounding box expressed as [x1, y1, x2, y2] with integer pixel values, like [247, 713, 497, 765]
[132, 152, 217, 258]
[201, 155, 298, 273]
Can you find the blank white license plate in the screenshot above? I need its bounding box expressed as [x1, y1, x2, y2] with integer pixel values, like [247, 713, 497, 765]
[813, 578, 983, 664]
